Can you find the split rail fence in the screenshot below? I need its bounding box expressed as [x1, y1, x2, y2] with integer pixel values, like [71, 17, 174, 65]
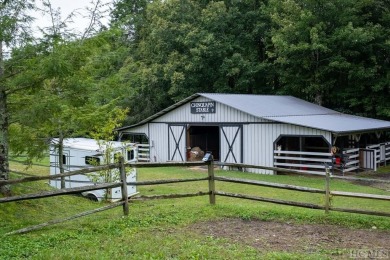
[1, 159, 390, 235]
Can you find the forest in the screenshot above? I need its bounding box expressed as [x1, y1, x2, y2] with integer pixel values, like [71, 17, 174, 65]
[1, 0, 390, 192]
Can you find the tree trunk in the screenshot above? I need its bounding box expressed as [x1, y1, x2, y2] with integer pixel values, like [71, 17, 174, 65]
[0, 41, 11, 196]
[58, 134, 65, 189]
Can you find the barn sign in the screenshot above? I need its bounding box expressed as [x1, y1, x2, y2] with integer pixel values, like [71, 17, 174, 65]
[190, 101, 216, 114]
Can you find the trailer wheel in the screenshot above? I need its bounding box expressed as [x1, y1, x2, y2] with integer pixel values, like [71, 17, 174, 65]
[85, 193, 98, 202]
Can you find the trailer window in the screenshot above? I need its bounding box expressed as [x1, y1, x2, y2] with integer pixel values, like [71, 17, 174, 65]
[61, 155, 67, 165]
[85, 156, 100, 165]
[127, 150, 135, 161]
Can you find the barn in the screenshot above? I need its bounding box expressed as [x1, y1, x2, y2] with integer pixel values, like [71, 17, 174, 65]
[117, 93, 390, 174]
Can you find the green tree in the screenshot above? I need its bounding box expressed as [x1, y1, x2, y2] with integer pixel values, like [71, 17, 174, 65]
[110, 0, 153, 42]
[7, 0, 128, 190]
[269, 0, 390, 118]
[0, 0, 35, 195]
[9, 32, 129, 186]
[112, 0, 273, 124]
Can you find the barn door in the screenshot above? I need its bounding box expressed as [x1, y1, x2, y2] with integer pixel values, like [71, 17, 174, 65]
[220, 125, 243, 163]
[168, 124, 186, 161]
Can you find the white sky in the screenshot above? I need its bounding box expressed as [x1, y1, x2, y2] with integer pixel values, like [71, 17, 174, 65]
[32, 0, 114, 37]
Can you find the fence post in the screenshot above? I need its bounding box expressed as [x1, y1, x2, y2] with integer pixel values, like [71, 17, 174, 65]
[324, 165, 331, 214]
[207, 159, 216, 205]
[119, 157, 129, 216]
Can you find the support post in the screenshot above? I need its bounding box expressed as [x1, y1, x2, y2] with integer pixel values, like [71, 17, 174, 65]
[207, 158, 216, 205]
[119, 157, 129, 216]
[324, 165, 331, 214]
[58, 135, 65, 189]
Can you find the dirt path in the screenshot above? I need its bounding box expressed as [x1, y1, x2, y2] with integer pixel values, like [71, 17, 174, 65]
[190, 219, 390, 258]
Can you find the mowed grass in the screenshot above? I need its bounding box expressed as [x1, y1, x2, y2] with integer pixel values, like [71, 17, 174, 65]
[0, 162, 389, 259]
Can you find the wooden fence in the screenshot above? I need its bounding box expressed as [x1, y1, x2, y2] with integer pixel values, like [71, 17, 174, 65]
[342, 148, 360, 173]
[274, 142, 390, 175]
[1, 159, 390, 235]
[273, 150, 333, 175]
[367, 142, 390, 167]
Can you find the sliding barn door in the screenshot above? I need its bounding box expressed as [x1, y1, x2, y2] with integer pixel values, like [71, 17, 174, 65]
[220, 125, 243, 163]
[168, 124, 186, 161]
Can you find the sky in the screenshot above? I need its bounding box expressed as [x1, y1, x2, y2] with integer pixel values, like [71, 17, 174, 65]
[32, 0, 114, 37]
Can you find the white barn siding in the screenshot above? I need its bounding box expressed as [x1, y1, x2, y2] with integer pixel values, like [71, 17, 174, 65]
[243, 123, 331, 173]
[120, 123, 167, 162]
[122, 124, 148, 135]
[154, 96, 265, 123]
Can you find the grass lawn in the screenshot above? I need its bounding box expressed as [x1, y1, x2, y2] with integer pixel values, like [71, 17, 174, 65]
[0, 162, 389, 259]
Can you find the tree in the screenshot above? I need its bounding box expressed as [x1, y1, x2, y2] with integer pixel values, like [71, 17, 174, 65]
[110, 0, 389, 123]
[268, 0, 390, 118]
[8, 3, 128, 188]
[112, 0, 274, 124]
[2, 0, 127, 193]
[110, 0, 153, 42]
[0, 0, 35, 195]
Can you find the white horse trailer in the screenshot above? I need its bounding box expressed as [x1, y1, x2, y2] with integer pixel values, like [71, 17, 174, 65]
[50, 138, 138, 201]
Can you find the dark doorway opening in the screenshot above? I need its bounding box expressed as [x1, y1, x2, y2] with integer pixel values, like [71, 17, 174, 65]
[273, 135, 331, 174]
[275, 135, 330, 153]
[120, 133, 149, 144]
[187, 125, 220, 161]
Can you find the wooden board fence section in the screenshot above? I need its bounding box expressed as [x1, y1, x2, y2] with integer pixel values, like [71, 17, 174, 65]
[215, 191, 325, 210]
[129, 192, 209, 201]
[331, 191, 390, 201]
[216, 162, 326, 176]
[0, 182, 120, 203]
[3, 159, 390, 236]
[214, 176, 325, 194]
[127, 177, 209, 186]
[125, 161, 207, 168]
[331, 175, 390, 183]
[216, 191, 390, 217]
[1, 161, 208, 187]
[0, 163, 118, 185]
[3, 160, 213, 236]
[6, 201, 124, 236]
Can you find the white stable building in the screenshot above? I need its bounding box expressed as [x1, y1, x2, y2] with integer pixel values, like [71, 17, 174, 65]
[117, 93, 390, 174]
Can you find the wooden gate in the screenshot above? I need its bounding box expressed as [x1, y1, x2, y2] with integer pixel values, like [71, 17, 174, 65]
[360, 149, 376, 171]
[342, 148, 360, 174]
[168, 124, 186, 161]
[220, 125, 243, 163]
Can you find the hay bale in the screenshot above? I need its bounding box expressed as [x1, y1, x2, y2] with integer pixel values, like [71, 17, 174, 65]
[188, 147, 204, 161]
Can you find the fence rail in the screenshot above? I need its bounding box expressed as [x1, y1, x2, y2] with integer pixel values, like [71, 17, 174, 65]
[367, 142, 390, 167]
[273, 150, 333, 175]
[2, 159, 390, 235]
[137, 144, 150, 162]
[342, 148, 360, 173]
[274, 142, 390, 174]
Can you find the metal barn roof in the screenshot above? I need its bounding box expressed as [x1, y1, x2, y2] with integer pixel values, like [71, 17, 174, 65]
[51, 138, 132, 151]
[118, 93, 390, 135]
[200, 93, 337, 117]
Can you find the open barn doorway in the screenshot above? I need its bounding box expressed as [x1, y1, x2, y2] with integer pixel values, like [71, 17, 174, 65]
[187, 125, 220, 161]
[274, 135, 331, 174]
[275, 135, 330, 153]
